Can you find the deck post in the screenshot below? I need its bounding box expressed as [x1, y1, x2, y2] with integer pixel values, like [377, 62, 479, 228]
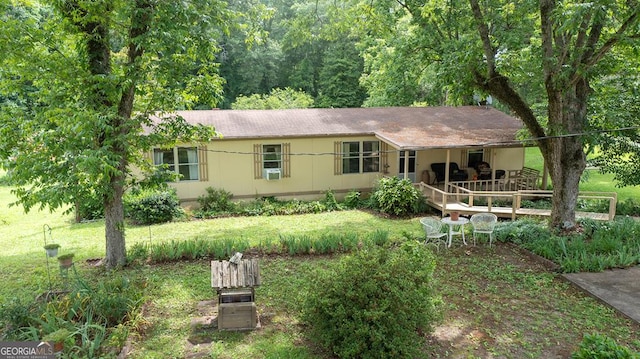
[511, 193, 518, 220]
[444, 149, 451, 190]
[403, 150, 409, 180]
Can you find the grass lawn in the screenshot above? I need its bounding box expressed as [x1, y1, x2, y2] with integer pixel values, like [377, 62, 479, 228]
[1, 177, 640, 357]
[525, 147, 640, 202]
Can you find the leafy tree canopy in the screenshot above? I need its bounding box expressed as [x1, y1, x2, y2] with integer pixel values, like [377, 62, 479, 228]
[333, 0, 640, 228]
[0, 0, 230, 267]
[231, 87, 314, 109]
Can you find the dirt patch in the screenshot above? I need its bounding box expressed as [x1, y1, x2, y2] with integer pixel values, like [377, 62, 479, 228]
[424, 243, 640, 358]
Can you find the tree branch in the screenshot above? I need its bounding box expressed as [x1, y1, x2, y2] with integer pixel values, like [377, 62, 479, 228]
[470, 0, 549, 154]
[469, 0, 495, 74]
[584, 6, 640, 68]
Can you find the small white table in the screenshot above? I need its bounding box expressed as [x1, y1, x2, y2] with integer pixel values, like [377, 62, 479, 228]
[441, 217, 469, 247]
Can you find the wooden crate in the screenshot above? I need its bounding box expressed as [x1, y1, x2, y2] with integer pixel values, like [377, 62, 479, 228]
[218, 302, 257, 330]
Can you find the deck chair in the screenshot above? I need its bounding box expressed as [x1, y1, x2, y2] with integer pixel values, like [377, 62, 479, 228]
[419, 217, 448, 251]
[475, 161, 492, 180]
[431, 162, 468, 183]
[470, 213, 498, 246]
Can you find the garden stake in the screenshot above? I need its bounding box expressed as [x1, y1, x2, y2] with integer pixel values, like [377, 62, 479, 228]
[43, 224, 53, 293]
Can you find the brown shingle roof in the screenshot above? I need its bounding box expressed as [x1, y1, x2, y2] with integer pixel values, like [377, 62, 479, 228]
[173, 106, 524, 150]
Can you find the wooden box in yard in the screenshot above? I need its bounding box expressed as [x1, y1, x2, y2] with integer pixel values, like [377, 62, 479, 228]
[218, 302, 257, 330]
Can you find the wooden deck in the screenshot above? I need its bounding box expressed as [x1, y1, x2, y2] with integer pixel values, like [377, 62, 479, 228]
[418, 182, 616, 221]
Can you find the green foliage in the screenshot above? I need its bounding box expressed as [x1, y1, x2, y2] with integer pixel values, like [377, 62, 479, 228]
[587, 48, 640, 187]
[1, 275, 143, 357]
[76, 193, 104, 221]
[322, 189, 342, 211]
[278, 231, 365, 255]
[342, 190, 362, 209]
[130, 229, 389, 263]
[493, 218, 551, 245]
[316, 40, 367, 108]
[197, 187, 236, 213]
[0, 297, 40, 339]
[0, 0, 226, 267]
[124, 188, 183, 225]
[370, 176, 423, 217]
[495, 218, 640, 273]
[231, 88, 314, 109]
[616, 198, 640, 217]
[57, 253, 74, 261]
[128, 237, 250, 264]
[365, 229, 390, 247]
[571, 333, 639, 359]
[195, 191, 357, 218]
[301, 241, 441, 358]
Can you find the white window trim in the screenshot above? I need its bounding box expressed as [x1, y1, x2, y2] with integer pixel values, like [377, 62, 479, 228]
[342, 140, 380, 174]
[153, 146, 200, 182]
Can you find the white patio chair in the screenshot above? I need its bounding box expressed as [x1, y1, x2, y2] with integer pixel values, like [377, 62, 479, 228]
[470, 213, 498, 246]
[419, 217, 448, 252]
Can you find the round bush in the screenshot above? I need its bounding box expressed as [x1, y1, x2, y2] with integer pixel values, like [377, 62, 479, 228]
[301, 241, 441, 358]
[197, 187, 235, 213]
[124, 188, 182, 225]
[370, 176, 423, 216]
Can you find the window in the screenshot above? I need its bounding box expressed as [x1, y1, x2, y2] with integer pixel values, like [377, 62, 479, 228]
[153, 147, 199, 181]
[342, 141, 380, 174]
[254, 143, 290, 179]
[262, 144, 282, 170]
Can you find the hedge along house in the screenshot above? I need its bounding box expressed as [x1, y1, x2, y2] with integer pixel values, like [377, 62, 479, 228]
[149, 106, 528, 206]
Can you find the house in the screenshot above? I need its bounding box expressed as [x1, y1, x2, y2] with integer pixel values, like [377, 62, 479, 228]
[149, 106, 528, 205]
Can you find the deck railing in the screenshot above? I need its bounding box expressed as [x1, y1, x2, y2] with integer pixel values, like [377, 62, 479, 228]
[417, 182, 617, 220]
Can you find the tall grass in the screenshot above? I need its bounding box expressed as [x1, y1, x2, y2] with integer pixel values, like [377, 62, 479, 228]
[495, 217, 640, 272]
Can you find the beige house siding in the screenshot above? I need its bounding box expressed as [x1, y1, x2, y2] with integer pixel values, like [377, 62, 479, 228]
[164, 138, 525, 205]
[170, 136, 388, 204]
[143, 107, 528, 205]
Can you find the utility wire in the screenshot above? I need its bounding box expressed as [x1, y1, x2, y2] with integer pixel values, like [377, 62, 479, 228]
[196, 125, 640, 157]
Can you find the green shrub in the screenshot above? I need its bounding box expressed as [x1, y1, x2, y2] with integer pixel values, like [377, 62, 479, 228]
[493, 218, 551, 245]
[322, 190, 342, 211]
[197, 187, 236, 213]
[124, 188, 183, 225]
[2, 275, 144, 357]
[366, 229, 390, 247]
[571, 333, 639, 359]
[617, 198, 640, 217]
[301, 241, 441, 358]
[370, 176, 423, 216]
[76, 192, 104, 221]
[0, 297, 42, 339]
[496, 218, 640, 273]
[342, 190, 362, 209]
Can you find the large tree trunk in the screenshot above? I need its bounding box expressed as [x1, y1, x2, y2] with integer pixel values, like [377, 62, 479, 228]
[63, 0, 151, 269]
[104, 173, 127, 268]
[102, 0, 152, 269]
[544, 77, 589, 229]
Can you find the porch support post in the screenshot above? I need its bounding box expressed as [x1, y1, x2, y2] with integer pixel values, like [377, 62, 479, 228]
[403, 150, 409, 180]
[445, 149, 451, 190]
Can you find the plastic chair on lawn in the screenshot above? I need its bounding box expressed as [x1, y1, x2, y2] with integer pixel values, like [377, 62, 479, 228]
[419, 217, 448, 252]
[470, 213, 498, 246]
